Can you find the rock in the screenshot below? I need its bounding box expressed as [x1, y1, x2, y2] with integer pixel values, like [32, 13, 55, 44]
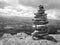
[0, 33, 60, 45]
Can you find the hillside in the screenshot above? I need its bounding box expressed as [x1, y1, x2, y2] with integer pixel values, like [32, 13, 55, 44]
[0, 16, 60, 45]
[0, 16, 60, 26]
[49, 19, 60, 26]
[0, 16, 33, 25]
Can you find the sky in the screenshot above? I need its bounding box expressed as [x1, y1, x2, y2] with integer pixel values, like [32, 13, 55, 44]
[0, 0, 60, 20]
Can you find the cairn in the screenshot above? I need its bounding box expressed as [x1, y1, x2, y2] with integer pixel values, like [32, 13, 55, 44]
[33, 5, 48, 33]
[32, 5, 58, 43]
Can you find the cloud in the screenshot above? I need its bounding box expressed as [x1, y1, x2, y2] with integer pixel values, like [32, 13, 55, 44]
[0, 0, 37, 17]
[0, 0, 19, 9]
[1, 0, 60, 9]
[0, 0, 60, 20]
[4, 0, 19, 6]
[46, 9, 60, 20]
[0, 1, 9, 8]
[18, 0, 60, 9]
[54, 10, 60, 19]
[0, 5, 36, 17]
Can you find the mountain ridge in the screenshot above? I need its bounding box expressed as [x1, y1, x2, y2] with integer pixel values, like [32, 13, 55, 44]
[0, 16, 60, 26]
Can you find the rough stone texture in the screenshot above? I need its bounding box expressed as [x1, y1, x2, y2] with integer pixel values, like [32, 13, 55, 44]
[0, 33, 60, 45]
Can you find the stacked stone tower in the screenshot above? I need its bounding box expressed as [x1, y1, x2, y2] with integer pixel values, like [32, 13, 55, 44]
[32, 5, 58, 42]
[33, 5, 48, 33]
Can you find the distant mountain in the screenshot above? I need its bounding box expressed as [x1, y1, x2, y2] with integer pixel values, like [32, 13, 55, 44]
[0, 16, 33, 25]
[0, 16, 60, 27]
[49, 19, 60, 26]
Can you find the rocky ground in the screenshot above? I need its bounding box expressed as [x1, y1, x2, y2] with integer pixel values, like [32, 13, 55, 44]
[0, 32, 60, 45]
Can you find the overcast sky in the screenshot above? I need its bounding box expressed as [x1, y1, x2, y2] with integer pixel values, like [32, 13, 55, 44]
[18, 0, 60, 9]
[0, 0, 60, 20]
